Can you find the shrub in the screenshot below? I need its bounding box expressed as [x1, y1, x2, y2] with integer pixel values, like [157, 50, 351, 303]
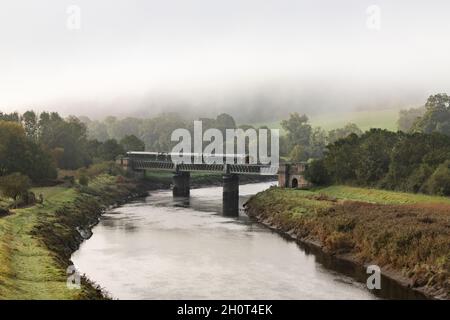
[304, 159, 330, 186]
[405, 164, 433, 193]
[62, 176, 75, 186]
[79, 161, 125, 179]
[21, 191, 36, 206]
[424, 161, 450, 195]
[79, 175, 89, 186]
[0, 173, 32, 201]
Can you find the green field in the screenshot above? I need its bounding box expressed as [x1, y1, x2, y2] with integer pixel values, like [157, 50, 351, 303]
[0, 186, 79, 299]
[246, 108, 400, 133]
[306, 185, 450, 205]
[248, 185, 450, 218]
[0, 175, 136, 299]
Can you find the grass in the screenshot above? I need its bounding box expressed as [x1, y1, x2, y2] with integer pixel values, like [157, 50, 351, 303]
[246, 185, 450, 299]
[309, 185, 450, 205]
[30, 186, 70, 200]
[0, 175, 142, 299]
[0, 197, 13, 211]
[246, 108, 400, 133]
[0, 187, 80, 299]
[309, 109, 399, 131]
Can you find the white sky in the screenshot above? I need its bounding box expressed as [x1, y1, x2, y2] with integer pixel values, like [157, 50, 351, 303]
[1, 0, 450, 119]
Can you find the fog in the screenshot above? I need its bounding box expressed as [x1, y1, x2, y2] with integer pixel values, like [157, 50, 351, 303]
[1, 0, 449, 122]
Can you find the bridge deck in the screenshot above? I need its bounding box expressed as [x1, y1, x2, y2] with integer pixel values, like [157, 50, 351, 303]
[130, 159, 278, 175]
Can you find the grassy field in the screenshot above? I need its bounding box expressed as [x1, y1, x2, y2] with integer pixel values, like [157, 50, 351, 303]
[0, 186, 80, 299]
[246, 185, 450, 299]
[309, 109, 399, 131]
[247, 108, 400, 133]
[303, 185, 450, 205]
[250, 185, 450, 217]
[0, 175, 142, 299]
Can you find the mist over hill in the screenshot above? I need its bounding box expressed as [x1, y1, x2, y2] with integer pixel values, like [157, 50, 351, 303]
[33, 78, 429, 124]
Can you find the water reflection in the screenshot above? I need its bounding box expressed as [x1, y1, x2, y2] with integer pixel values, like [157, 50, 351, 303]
[71, 182, 424, 300]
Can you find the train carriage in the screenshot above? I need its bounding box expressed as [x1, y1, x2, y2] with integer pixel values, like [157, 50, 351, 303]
[126, 152, 254, 164]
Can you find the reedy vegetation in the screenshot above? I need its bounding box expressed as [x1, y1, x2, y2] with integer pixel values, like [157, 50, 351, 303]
[246, 186, 450, 299]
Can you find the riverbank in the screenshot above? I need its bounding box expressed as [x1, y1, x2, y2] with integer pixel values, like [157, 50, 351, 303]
[0, 174, 146, 299]
[0, 171, 276, 299]
[244, 186, 450, 300]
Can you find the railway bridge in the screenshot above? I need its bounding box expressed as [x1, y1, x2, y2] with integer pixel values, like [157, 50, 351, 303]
[117, 152, 308, 215]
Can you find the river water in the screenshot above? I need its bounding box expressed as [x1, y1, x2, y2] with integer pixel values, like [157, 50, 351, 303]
[71, 182, 423, 300]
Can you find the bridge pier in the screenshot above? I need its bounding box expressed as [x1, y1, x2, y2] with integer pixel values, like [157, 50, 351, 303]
[222, 174, 239, 216]
[173, 172, 190, 197]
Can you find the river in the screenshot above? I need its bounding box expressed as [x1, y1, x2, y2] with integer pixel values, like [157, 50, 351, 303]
[71, 182, 423, 300]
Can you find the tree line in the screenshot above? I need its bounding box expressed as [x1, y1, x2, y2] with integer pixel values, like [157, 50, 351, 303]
[0, 111, 147, 183]
[81, 113, 238, 152]
[279, 113, 363, 161]
[304, 94, 450, 196]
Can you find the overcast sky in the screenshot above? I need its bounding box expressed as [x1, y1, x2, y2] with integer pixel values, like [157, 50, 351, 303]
[1, 0, 450, 120]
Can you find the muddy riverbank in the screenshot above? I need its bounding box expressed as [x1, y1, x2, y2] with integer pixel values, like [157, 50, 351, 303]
[244, 186, 450, 300]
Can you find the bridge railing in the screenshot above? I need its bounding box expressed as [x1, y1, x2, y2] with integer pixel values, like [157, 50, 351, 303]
[129, 158, 278, 175]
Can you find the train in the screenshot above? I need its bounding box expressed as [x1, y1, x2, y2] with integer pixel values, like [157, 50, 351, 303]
[126, 152, 254, 164]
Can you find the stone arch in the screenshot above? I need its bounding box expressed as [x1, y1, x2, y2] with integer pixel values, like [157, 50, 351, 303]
[291, 178, 298, 188]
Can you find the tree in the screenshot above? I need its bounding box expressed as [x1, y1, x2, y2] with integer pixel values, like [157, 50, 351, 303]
[0, 112, 20, 122]
[0, 173, 31, 201]
[21, 110, 38, 140]
[323, 133, 360, 183]
[38, 113, 91, 169]
[309, 127, 328, 159]
[289, 145, 307, 162]
[328, 123, 363, 144]
[0, 121, 28, 176]
[110, 117, 141, 140]
[320, 128, 450, 195]
[412, 93, 450, 135]
[87, 120, 109, 142]
[281, 113, 312, 148]
[397, 107, 426, 132]
[0, 121, 56, 182]
[424, 160, 450, 196]
[140, 113, 186, 152]
[355, 129, 398, 185]
[98, 139, 125, 161]
[385, 132, 450, 190]
[78, 169, 89, 186]
[216, 113, 236, 130]
[304, 159, 330, 185]
[120, 135, 145, 152]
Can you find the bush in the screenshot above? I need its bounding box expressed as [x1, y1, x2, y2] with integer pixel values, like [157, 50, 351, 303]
[405, 164, 433, 193]
[424, 161, 450, 195]
[304, 159, 330, 186]
[79, 175, 89, 186]
[21, 191, 36, 206]
[0, 173, 32, 201]
[62, 176, 75, 187]
[78, 161, 125, 179]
